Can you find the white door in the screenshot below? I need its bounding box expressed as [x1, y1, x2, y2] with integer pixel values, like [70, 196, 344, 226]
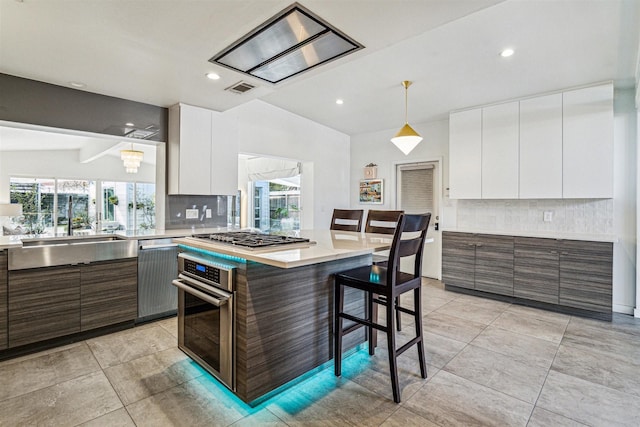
[396, 161, 441, 279]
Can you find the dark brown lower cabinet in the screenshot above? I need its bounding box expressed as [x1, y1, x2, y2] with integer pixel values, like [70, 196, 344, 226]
[514, 237, 559, 304]
[474, 234, 513, 296]
[443, 232, 613, 317]
[8, 265, 81, 347]
[559, 240, 612, 314]
[442, 232, 513, 296]
[442, 232, 475, 289]
[6, 257, 138, 349]
[0, 250, 7, 350]
[80, 258, 138, 331]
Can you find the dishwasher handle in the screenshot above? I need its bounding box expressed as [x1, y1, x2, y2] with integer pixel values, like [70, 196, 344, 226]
[139, 243, 179, 250]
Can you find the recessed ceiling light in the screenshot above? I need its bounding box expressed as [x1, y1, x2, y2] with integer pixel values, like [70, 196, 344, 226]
[69, 81, 86, 88]
[336, 99, 344, 105]
[206, 72, 221, 80]
[125, 122, 135, 127]
[500, 48, 515, 58]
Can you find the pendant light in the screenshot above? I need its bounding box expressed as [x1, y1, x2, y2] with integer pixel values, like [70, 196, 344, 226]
[391, 80, 423, 155]
[120, 143, 144, 174]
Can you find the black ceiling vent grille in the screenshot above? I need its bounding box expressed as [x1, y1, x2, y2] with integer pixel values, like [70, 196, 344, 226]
[210, 2, 364, 84]
[225, 81, 256, 94]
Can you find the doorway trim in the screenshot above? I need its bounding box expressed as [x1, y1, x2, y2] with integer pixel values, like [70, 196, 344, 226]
[392, 156, 443, 280]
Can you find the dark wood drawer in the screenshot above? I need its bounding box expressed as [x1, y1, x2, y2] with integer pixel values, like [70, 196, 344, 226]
[442, 232, 475, 289]
[0, 251, 7, 350]
[514, 237, 559, 304]
[8, 265, 80, 347]
[475, 234, 513, 296]
[80, 259, 138, 331]
[559, 240, 612, 313]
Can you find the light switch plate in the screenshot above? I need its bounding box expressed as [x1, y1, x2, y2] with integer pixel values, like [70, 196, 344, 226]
[186, 209, 199, 219]
[543, 211, 553, 222]
[206, 209, 212, 218]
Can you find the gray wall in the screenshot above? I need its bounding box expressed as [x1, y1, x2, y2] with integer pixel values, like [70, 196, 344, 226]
[0, 73, 168, 142]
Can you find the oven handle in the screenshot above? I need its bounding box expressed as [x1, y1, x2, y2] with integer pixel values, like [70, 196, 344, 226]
[172, 279, 229, 307]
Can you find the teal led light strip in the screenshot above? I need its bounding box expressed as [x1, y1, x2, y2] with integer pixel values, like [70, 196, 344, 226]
[178, 244, 247, 264]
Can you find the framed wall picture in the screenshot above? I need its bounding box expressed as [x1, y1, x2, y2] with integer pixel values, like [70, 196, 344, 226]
[359, 179, 383, 204]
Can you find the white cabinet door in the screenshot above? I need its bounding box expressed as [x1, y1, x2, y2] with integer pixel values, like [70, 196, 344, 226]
[178, 104, 213, 195]
[481, 102, 519, 199]
[562, 84, 613, 198]
[169, 104, 239, 195]
[210, 112, 239, 195]
[519, 93, 563, 198]
[449, 108, 482, 199]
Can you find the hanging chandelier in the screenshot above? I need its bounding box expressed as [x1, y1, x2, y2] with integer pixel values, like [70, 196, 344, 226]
[390, 80, 423, 155]
[120, 143, 144, 173]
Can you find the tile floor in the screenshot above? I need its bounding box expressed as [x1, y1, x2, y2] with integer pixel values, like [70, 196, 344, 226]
[1, 278, 640, 426]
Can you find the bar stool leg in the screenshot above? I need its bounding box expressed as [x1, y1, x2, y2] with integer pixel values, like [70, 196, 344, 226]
[386, 299, 401, 403]
[334, 281, 345, 377]
[414, 287, 427, 379]
[367, 290, 375, 355]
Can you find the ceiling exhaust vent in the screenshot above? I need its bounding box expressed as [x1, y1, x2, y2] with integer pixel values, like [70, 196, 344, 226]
[210, 2, 363, 84]
[225, 81, 256, 94]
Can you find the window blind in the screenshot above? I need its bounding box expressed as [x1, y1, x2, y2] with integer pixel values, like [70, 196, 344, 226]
[400, 167, 433, 214]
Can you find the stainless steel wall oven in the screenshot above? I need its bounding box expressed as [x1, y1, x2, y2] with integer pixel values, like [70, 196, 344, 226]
[172, 252, 236, 390]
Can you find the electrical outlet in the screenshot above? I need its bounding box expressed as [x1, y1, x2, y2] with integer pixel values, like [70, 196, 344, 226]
[543, 211, 553, 222]
[206, 209, 212, 218]
[186, 209, 199, 219]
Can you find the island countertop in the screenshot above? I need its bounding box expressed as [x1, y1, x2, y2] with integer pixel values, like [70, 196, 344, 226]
[174, 229, 394, 269]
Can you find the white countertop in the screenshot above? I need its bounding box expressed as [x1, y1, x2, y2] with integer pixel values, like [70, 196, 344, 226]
[441, 227, 618, 243]
[174, 230, 395, 269]
[0, 227, 239, 250]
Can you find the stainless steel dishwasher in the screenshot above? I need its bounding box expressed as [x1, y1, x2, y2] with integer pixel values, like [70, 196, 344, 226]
[137, 238, 179, 322]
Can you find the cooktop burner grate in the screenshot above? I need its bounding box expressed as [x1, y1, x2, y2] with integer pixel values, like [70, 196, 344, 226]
[191, 231, 310, 249]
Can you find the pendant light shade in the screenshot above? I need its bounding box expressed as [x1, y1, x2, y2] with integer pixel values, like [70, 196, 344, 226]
[391, 80, 422, 155]
[120, 143, 144, 173]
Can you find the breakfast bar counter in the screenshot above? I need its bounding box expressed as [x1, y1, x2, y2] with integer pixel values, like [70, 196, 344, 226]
[176, 229, 393, 405]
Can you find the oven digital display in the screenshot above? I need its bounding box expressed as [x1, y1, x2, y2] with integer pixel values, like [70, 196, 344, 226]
[183, 258, 223, 286]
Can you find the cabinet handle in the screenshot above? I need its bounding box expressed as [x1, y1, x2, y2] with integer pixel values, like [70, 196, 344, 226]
[476, 243, 483, 247]
[561, 251, 569, 255]
[549, 251, 558, 254]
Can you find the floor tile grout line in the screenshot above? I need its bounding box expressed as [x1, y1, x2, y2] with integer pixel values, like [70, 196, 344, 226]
[528, 314, 592, 427]
[0, 341, 104, 404]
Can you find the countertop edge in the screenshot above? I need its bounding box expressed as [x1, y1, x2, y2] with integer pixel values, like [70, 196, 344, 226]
[441, 228, 618, 243]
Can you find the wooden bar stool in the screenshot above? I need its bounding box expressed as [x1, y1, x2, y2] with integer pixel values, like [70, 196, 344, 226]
[334, 213, 431, 403]
[365, 209, 404, 332]
[330, 209, 364, 232]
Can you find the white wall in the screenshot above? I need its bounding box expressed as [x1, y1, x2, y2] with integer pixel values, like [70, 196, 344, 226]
[613, 88, 637, 314]
[226, 100, 350, 230]
[350, 118, 450, 213]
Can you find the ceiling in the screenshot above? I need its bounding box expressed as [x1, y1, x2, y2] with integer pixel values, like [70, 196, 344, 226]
[0, 0, 638, 139]
[0, 126, 157, 164]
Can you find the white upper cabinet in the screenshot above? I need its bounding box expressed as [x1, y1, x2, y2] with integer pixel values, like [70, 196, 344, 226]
[562, 84, 613, 198]
[482, 102, 519, 199]
[449, 109, 482, 199]
[449, 83, 613, 200]
[519, 93, 563, 198]
[168, 103, 238, 196]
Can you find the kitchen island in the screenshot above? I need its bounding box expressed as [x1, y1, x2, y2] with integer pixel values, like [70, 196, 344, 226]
[174, 230, 393, 405]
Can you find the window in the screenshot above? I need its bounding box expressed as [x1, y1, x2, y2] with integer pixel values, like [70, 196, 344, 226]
[10, 177, 154, 234]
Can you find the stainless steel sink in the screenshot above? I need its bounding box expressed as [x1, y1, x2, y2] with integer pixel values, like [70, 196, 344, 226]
[9, 236, 138, 270]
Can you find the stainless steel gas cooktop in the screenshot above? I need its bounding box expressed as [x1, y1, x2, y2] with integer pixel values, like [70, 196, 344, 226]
[190, 231, 312, 250]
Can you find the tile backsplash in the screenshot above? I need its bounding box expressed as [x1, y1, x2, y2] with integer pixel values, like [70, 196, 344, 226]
[453, 199, 613, 235]
[165, 195, 231, 230]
